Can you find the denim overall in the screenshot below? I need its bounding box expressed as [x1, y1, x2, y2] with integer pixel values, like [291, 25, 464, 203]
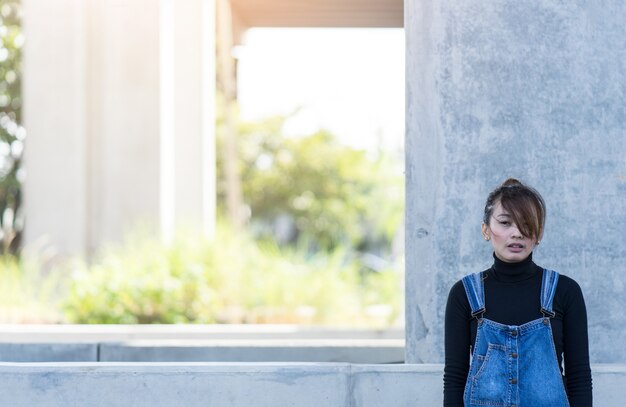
[461, 269, 569, 407]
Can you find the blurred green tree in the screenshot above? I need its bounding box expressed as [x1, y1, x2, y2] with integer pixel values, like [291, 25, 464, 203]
[217, 113, 404, 259]
[0, 0, 24, 254]
[0, 0, 403, 260]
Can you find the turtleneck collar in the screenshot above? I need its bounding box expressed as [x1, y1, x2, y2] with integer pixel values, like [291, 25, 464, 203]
[489, 252, 538, 283]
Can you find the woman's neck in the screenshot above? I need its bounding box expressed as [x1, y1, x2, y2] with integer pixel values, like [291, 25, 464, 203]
[490, 252, 538, 282]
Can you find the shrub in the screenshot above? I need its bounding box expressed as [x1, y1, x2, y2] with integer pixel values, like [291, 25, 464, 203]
[0, 254, 65, 323]
[63, 227, 402, 327]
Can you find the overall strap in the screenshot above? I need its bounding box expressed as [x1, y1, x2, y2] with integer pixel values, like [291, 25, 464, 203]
[462, 272, 485, 319]
[540, 269, 560, 318]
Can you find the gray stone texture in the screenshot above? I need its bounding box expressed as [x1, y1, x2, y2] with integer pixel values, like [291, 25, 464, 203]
[0, 363, 623, 406]
[0, 338, 402, 364]
[0, 324, 402, 341]
[0, 363, 350, 407]
[406, 1, 626, 363]
[98, 340, 404, 363]
[0, 343, 98, 362]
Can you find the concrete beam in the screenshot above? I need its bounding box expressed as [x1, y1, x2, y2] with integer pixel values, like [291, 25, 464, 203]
[230, 0, 403, 28]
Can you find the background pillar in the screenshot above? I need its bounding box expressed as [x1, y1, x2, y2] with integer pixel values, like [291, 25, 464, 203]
[22, 0, 89, 256]
[173, 0, 217, 238]
[405, 1, 626, 363]
[22, 0, 216, 256]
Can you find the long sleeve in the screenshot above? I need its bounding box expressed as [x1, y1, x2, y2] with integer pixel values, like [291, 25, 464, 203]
[443, 280, 472, 407]
[560, 277, 593, 406]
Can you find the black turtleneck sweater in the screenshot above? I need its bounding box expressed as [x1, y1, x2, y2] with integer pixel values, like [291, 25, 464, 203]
[443, 253, 592, 406]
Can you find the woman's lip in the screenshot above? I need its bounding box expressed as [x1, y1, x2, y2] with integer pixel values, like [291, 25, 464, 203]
[508, 245, 525, 252]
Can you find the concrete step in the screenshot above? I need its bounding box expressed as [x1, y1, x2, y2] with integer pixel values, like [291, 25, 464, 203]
[0, 339, 404, 363]
[1, 363, 623, 407]
[0, 324, 403, 342]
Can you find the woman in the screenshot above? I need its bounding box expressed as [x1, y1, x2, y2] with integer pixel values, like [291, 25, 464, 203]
[443, 178, 592, 406]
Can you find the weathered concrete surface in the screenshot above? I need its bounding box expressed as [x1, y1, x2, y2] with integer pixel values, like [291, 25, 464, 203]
[0, 363, 623, 406]
[0, 363, 350, 407]
[0, 324, 402, 342]
[351, 364, 443, 406]
[0, 341, 402, 364]
[406, 1, 626, 363]
[592, 364, 626, 407]
[0, 325, 403, 363]
[99, 340, 404, 363]
[0, 344, 98, 362]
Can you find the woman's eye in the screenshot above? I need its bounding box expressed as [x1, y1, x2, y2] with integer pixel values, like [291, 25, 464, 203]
[499, 221, 510, 226]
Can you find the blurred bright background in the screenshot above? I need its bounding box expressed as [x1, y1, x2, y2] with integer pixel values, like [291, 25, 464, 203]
[0, 1, 405, 328]
[238, 28, 404, 153]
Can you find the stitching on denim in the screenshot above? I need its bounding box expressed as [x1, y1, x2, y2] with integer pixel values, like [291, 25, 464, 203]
[472, 343, 506, 382]
[545, 322, 571, 407]
[541, 269, 560, 314]
[463, 272, 485, 317]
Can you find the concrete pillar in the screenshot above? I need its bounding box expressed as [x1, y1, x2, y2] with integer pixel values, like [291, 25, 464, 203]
[85, 0, 162, 252]
[405, 1, 626, 363]
[22, 0, 216, 256]
[22, 0, 88, 256]
[173, 0, 217, 238]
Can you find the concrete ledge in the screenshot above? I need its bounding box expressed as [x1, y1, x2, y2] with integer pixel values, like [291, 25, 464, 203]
[0, 362, 425, 407]
[0, 324, 404, 363]
[0, 363, 350, 407]
[0, 324, 403, 342]
[0, 343, 98, 362]
[591, 364, 626, 407]
[99, 339, 404, 363]
[0, 363, 623, 406]
[351, 364, 443, 406]
[0, 340, 403, 363]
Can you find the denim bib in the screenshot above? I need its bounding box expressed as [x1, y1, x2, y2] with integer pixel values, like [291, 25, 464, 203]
[461, 269, 569, 407]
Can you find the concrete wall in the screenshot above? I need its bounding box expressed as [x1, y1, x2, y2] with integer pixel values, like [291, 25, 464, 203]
[405, 1, 626, 363]
[0, 326, 403, 363]
[0, 363, 623, 406]
[0, 324, 403, 342]
[0, 343, 98, 363]
[0, 341, 403, 364]
[98, 341, 403, 363]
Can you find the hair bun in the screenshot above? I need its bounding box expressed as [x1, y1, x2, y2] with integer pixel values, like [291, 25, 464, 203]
[501, 178, 522, 187]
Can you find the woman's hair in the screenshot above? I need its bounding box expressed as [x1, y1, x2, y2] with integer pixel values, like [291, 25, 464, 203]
[483, 178, 546, 242]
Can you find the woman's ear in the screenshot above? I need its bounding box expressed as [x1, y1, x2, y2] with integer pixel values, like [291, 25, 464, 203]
[481, 223, 490, 241]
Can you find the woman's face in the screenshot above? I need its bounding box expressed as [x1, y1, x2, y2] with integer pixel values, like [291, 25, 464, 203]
[482, 201, 537, 263]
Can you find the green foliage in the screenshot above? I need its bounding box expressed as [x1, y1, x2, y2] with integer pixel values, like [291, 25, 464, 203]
[0, 254, 65, 322]
[63, 226, 402, 327]
[0, 6, 405, 326]
[218, 114, 404, 255]
[0, 0, 23, 254]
